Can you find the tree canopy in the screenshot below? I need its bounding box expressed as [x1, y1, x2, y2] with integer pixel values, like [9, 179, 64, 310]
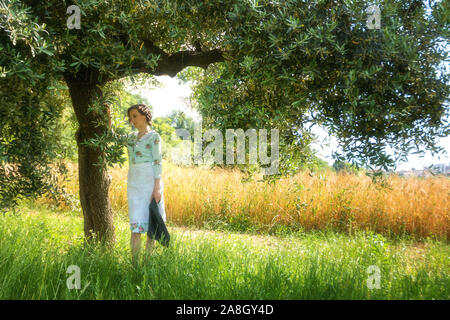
[178, 0, 449, 171]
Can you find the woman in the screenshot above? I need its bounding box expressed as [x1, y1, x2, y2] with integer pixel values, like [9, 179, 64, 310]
[126, 104, 166, 261]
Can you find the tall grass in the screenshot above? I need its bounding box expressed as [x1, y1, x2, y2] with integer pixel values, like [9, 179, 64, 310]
[0, 206, 448, 299]
[42, 161, 449, 241]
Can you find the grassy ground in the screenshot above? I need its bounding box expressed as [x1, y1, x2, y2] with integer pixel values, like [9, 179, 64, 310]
[0, 202, 448, 300]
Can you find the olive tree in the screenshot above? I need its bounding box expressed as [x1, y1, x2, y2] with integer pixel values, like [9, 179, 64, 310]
[1, 0, 448, 246]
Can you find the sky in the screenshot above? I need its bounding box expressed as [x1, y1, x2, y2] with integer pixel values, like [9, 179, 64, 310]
[129, 75, 201, 121]
[130, 75, 450, 171]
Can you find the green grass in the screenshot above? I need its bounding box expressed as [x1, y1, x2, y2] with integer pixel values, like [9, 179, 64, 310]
[0, 202, 448, 299]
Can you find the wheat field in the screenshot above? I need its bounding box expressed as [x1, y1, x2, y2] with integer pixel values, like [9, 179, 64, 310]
[45, 161, 449, 241]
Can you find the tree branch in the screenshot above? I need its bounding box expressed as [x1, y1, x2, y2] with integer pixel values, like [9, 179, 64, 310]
[129, 41, 225, 77]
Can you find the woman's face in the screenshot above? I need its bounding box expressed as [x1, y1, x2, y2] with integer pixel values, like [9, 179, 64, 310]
[129, 108, 147, 129]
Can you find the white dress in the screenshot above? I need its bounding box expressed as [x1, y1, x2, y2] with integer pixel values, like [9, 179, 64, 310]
[127, 131, 166, 233]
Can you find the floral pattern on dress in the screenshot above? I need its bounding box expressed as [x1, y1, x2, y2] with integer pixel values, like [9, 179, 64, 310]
[130, 222, 149, 233]
[126, 131, 162, 178]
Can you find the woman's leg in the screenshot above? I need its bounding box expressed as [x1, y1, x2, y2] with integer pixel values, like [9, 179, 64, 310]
[145, 236, 155, 254]
[131, 232, 141, 260]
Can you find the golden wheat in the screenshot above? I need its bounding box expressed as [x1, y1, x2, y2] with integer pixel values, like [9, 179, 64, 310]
[43, 161, 449, 240]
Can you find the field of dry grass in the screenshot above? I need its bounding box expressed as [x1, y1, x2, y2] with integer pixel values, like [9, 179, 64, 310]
[44, 160, 449, 241]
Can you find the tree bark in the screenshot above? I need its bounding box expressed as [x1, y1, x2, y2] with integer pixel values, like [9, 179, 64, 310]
[64, 68, 115, 247]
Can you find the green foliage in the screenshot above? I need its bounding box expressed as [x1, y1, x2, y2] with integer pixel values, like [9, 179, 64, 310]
[303, 155, 333, 172]
[0, 1, 67, 208]
[333, 160, 361, 174]
[0, 78, 68, 208]
[180, 0, 449, 172]
[152, 117, 176, 145]
[166, 109, 195, 139]
[178, 64, 317, 180]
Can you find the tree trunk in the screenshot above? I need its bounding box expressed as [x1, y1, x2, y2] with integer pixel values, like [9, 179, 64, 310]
[64, 68, 115, 247]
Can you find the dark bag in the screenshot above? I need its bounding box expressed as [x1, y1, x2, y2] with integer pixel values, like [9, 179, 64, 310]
[147, 198, 170, 247]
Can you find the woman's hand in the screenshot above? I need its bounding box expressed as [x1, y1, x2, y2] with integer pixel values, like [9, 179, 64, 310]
[151, 187, 161, 204]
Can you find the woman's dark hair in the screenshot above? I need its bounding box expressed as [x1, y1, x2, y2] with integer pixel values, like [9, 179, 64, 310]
[127, 104, 152, 126]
